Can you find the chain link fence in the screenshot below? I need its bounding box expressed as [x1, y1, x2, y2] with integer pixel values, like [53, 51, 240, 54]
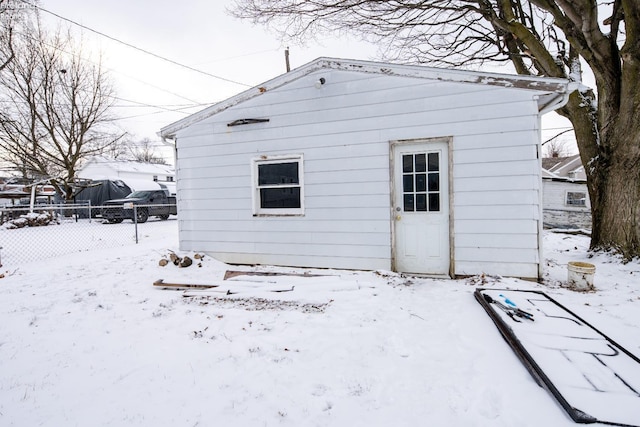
[0, 203, 177, 266]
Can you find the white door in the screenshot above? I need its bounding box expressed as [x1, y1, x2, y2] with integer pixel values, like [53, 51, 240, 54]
[393, 141, 450, 275]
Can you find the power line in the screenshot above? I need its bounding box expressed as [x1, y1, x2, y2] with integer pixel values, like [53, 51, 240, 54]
[0, 78, 207, 115]
[542, 126, 574, 132]
[4, 26, 214, 115]
[108, 66, 203, 105]
[9, 27, 206, 107]
[19, 0, 253, 88]
[110, 95, 198, 113]
[111, 103, 211, 109]
[115, 107, 206, 122]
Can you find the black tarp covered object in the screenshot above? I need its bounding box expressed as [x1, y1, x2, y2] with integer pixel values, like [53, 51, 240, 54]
[74, 180, 132, 216]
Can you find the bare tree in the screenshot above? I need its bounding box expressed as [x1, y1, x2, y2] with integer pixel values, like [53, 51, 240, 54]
[125, 137, 168, 164]
[542, 130, 574, 158]
[1, 1, 39, 69]
[543, 139, 569, 159]
[231, 0, 640, 259]
[100, 136, 168, 164]
[0, 16, 123, 200]
[0, 6, 15, 72]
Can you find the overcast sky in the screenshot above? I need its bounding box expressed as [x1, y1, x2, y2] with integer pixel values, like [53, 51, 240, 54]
[39, 1, 377, 144]
[40, 0, 575, 158]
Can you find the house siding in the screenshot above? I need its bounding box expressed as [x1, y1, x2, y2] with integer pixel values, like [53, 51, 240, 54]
[542, 179, 592, 229]
[174, 68, 546, 277]
[543, 180, 590, 211]
[79, 163, 115, 179]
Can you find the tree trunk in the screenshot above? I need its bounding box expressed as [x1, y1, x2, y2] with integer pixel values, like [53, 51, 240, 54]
[590, 137, 640, 259]
[588, 74, 640, 259]
[560, 49, 640, 260]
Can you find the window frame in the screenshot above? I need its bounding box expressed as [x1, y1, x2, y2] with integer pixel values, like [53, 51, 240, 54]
[251, 154, 305, 216]
[401, 151, 441, 213]
[565, 190, 587, 207]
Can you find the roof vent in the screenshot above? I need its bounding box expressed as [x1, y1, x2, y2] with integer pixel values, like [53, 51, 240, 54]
[227, 118, 270, 127]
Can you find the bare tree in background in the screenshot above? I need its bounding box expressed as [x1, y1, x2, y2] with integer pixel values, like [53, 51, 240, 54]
[0, 15, 123, 200]
[0, 1, 17, 71]
[100, 136, 168, 164]
[231, 0, 640, 259]
[543, 131, 574, 158]
[543, 139, 570, 159]
[126, 137, 168, 164]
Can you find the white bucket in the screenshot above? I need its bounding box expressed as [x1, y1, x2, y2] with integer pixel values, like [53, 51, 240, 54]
[567, 261, 596, 290]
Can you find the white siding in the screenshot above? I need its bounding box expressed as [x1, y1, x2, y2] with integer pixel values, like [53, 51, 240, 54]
[542, 179, 592, 229]
[174, 69, 545, 277]
[542, 179, 590, 211]
[78, 163, 116, 179]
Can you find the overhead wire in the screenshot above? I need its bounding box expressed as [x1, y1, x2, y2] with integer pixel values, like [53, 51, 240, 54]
[115, 104, 207, 121]
[5, 25, 204, 106]
[3, 24, 215, 118]
[9, 1, 288, 125]
[17, 0, 253, 88]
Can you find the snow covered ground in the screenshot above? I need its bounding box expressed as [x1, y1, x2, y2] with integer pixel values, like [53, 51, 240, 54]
[0, 220, 638, 426]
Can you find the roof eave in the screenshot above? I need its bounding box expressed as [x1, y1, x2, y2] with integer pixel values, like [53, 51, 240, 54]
[159, 60, 325, 139]
[159, 57, 575, 138]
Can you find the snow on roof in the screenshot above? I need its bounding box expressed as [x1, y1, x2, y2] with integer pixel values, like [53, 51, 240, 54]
[542, 155, 585, 181]
[542, 169, 560, 179]
[82, 156, 174, 176]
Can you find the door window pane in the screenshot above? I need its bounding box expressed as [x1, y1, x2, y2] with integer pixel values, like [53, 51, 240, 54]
[428, 193, 440, 211]
[415, 154, 426, 172]
[416, 174, 427, 192]
[402, 155, 413, 173]
[403, 174, 414, 192]
[428, 153, 439, 171]
[404, 194, 414, 212]
[428, 173, 439, 192]
[401, 151, 441, 213]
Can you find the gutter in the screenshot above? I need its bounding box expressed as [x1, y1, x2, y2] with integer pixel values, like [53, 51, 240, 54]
[159, 134, 178, 167]
[538, 82, 579, 114]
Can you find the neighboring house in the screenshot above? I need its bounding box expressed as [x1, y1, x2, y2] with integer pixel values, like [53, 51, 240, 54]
[160, 57, 575, 280]
[542, 155, 591, 229]
[543, 154, 586, 180]
[0, 178, 57, 206]
[78, 156, 176, 195]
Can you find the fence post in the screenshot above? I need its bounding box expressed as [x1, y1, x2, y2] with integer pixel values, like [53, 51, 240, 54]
[133, 205, 139, 244]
